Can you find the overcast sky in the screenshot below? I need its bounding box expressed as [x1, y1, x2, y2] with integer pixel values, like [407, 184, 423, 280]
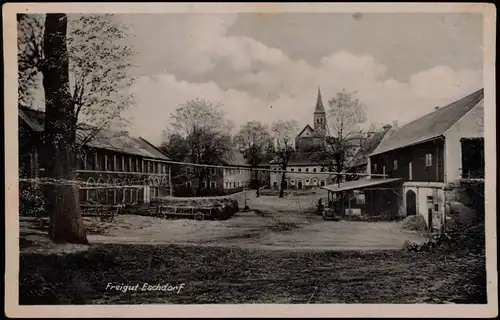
[116, 13, 483, 144]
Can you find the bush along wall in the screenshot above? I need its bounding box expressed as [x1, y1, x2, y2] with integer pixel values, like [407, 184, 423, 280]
[19, 182, 47, 217]
[444, 180, 485, 232]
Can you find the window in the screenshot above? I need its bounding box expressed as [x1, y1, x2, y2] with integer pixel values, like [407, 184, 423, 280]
[201, 182, 206, 189]
[238, 181, 241, 187]
[149, 162, 154, 173]
[186, 167, 192, 174]
[210, 181, 216, 189]
[130, 157, 136, 172]
[305, 168, 309, 172]
[409, 161, 413, 180]
[320, 167, 325, 172]
[186, 181, 191, 188]
[313, 168, 317, 172]
[211, 167, 216, 175]
[313, 179, 318, 184]
[356, 194, 365, 205]
[374, 163, 378, 172]
[393, 160, 398, 170]
[306, 179, 310, 184]
[290, 168, 294, 172]
[320, 180, 325, 186]
[116, 155, 123, 172]
[382, 165, 386, 176]
[77, 152, 86, 170]
[434, 204, 439, 212]
[427, 196, 434, 203]
[329, 167, 333, 172]
[425, 154, 432, 167]
[97, 153, 105, 171]
[290, 179, 296, 184]
[298, 168, 302, 172]
[124, 156, 131, 172]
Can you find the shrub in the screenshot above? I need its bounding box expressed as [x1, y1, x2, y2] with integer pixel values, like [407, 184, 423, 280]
[400, 215, 428, 232]
[19, 183, 46, 217]
[403, 220, 485, 253]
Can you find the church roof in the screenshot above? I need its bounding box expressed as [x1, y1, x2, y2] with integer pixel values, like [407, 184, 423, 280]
[315, 87, 325, 113]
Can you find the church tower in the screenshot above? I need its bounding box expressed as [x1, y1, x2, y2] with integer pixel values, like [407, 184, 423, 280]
[313, 87, 327, 136]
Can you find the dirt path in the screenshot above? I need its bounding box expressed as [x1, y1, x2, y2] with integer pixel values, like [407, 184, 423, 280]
[19, 190, 427, 253]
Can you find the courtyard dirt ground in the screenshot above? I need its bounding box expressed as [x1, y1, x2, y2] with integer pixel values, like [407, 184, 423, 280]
[20, 190, 427, 252]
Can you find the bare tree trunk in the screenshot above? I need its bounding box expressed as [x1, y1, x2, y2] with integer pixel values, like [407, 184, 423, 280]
[42, 14, 88, 244]
[279, 168, 286, 198]
[253, 166, 260, 197]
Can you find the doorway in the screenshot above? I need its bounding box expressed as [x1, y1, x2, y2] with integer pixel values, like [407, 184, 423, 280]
[298, 180, 303, 189]
[406, 190, 417, 216]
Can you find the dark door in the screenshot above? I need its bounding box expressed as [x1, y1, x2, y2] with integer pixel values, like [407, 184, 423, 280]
[406, 190, 417, 216]
[428, 208, 433, 231]
[298, 181, 303, 189]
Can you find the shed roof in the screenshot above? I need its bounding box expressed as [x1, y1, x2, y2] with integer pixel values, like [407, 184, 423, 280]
[321, 178, 402, 193]
[371, 88, 484, 156]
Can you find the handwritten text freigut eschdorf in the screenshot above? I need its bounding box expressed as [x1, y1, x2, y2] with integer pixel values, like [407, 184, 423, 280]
[106, 282, 185, 294]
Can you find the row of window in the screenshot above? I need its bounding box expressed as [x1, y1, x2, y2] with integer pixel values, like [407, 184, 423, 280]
[274, 178, 327, 186]
[77, 152, 168, 174]
[272, 167, 332, 173]
[184, 180, 248, 189]
[82, 186, 161, 205]
[184, 167, 249, 175]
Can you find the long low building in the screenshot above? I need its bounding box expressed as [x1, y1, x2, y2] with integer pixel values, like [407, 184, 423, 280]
[19, 106, 171, 205]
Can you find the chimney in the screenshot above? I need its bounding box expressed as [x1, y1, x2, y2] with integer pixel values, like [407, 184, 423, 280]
[383, 124, 392, 132]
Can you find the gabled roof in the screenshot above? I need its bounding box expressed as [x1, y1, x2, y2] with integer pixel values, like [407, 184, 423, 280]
[296, 124, 315, 138]
[221, 151, 248, 166]
[371, 88, 484, 156]
[350, 129, 391, 167]
[19, 106, 169, 161]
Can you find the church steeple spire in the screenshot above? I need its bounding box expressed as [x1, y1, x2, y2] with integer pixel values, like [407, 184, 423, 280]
[315, 87, 325, 113]
[313, 87, 326, 135]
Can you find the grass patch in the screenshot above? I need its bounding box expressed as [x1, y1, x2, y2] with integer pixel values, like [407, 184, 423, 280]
[19, 243, 486, 304]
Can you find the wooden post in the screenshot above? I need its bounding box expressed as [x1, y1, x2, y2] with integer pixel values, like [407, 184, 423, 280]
[168, 165, 173, 196]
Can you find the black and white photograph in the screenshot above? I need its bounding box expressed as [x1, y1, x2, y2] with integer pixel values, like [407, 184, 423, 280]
[4, 2, 497, 318]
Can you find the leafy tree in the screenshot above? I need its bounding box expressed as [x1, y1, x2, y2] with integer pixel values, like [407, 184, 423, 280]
[165, 99, 233, 196]
[312, 89, 368, 183]
[17, 13, 136, 243]
[234, 121, 272, 197]
[270, 120, 299, 198]
[41, 14, 88, 243]
[18, 13, 136, 145]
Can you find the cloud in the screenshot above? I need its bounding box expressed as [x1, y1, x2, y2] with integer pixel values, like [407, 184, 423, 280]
[124, 13, 482, 143]
[127, 55, 482, 146]
[23, 14, 483, 148]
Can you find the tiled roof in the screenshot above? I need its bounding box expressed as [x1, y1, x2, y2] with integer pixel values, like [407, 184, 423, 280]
[223, 151, 247, 166]
[371, 88, 484, 156]
[270, 151, 331, 166]
[350, 129, 390, 167]
[19, 107, 169, 161]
